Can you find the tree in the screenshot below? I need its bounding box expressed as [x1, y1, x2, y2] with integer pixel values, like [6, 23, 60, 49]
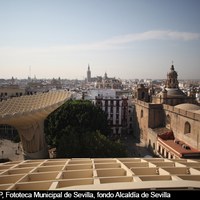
[80, 130, 127, 158]
[45, 100, 127, 158]
[45, 100, 110, 146]
[56, 126, 81, 158]
[56, 128, 127, 158]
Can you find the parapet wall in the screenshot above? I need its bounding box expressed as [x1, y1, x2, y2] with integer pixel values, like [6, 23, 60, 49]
[134, 100, 200, 121]
[163, 104, 200, 121]
[133, 99, 163, 109]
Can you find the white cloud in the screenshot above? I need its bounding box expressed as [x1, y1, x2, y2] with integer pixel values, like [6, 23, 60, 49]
[0, 30, 199, 54]
[36, 30, 200, 51]
[101, 30, 200, 45]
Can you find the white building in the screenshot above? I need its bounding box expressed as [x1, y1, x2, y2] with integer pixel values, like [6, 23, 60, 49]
[86, 89, 133, 137]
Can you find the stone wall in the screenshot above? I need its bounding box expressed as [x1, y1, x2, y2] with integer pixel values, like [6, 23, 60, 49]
[163, 104, 200, 150]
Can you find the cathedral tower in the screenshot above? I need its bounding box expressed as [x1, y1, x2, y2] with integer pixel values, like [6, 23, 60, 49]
[87, 64, 91, 82]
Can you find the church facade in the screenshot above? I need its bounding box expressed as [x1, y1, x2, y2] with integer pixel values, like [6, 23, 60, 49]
[133, 64, 200, 159]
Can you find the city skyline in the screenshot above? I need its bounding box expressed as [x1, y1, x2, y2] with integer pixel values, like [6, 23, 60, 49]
[0, 0, 200, 80]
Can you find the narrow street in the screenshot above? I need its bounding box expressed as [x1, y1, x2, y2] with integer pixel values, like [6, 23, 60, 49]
[121, 134, 153, 158]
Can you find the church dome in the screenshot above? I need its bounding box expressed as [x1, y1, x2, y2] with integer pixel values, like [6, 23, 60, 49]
[166, 64, 179, 89]
[168, 65, 178, 78]
[165, 88, 186, 97]
[175, 103, 200, 111]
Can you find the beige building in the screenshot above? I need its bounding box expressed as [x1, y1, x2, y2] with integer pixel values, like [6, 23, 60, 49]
[95, 94, 129, 136]
[133, 64, 200, 159]
[95, 73, 122, 89]
[0, 85, 25, 101]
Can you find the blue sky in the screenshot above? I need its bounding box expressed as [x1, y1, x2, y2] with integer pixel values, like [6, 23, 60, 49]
[0, 0, 200, 79]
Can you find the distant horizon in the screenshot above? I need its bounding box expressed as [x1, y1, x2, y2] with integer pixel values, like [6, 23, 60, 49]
[0, 72, 200, 82]
[1, 0, 200, 80]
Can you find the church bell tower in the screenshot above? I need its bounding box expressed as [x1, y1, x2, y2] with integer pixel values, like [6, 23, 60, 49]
[87, 64, 91, 82]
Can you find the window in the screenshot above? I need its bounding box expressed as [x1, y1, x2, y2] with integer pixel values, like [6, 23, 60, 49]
[141, 92, 145, 99]
[105, 106, 108, 113]
[110, 106, 113, 113]
[158, 145, 161, 153]
[162, 148, 165, 156]
[166, 115, 171, 128]
[116, 114, 119, 120]
[184, 122, 191, 134]
[105, 100, 108, 106]
[166, 151, 169, 159]
[116, 106, 119, 113]
[116, 101, 119, 107]
[122, 119, 127, 126]
[110, 100, 113, 106]
[141, 110, 143, 118]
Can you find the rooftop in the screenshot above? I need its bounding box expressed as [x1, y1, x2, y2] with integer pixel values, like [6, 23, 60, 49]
[0, 158, 200, 190]
[158, 132, 200, 158]
[0, 91, 71, 126]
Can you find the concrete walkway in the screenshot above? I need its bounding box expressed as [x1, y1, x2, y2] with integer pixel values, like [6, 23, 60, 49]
[0, 139, 23, 162]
